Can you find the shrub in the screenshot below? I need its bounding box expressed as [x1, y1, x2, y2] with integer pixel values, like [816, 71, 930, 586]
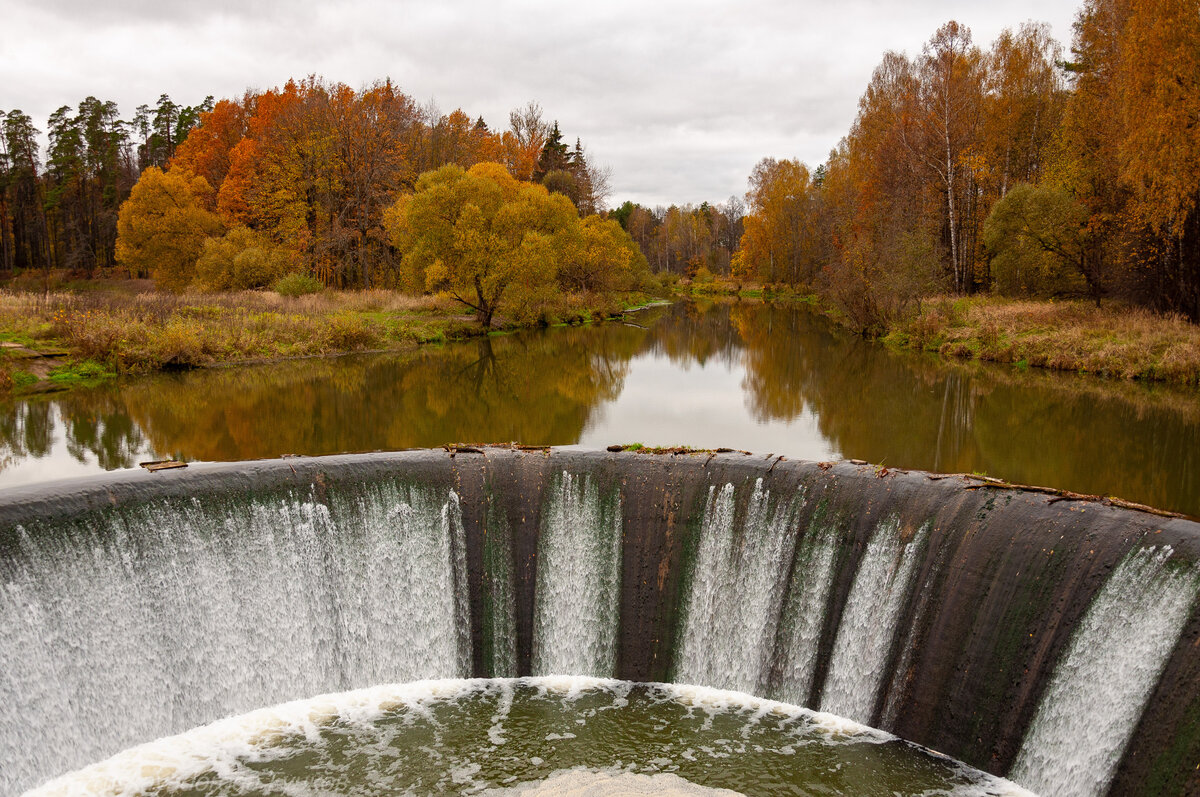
[195, 227, 290, 290]
[272, 273, 325, 297]
[319, 312, 379, 350]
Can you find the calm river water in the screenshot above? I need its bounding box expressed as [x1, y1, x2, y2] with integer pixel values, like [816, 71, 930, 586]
[1, 299, 1196, 516]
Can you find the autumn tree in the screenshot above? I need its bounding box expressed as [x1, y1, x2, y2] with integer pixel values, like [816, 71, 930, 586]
[427, 108, 499, 169]
[503, 101, 549, 182]
[905, 22, 985, 292]
[170, 98, 248, 195]
[385, 163, 571, 325]
[115, 166, 222, 290]
[558, 215, 650, 293]
[1114, 0, 1200, 319]
[817, 49, 946, 331]
[982, 23, 1065, 197]
[1051, 0, 1131, 306]
[386, 163, 644, 326]
[733, 158, 825, 286]
[194, 225, 291, 290]
[983, 182, 1094, 297]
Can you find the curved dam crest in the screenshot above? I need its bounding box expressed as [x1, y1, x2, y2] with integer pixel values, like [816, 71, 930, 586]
[1, 448, 1198, 796]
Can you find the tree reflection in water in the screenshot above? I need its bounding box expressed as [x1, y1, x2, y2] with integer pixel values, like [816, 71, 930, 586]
[0, 300, 1195, 517]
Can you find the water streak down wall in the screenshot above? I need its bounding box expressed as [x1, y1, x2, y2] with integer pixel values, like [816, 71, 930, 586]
[1, 449, 1198, 796]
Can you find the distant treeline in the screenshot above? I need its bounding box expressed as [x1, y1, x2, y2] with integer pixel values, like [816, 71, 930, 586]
[5, 0, 1196, 330]
[0, 94, 214, 278]
[0, 80, 609, 290]
[614, 0, 1200, 328]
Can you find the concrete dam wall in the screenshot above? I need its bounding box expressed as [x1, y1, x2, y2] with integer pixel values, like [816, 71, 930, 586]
[1, 448, 1197, 796]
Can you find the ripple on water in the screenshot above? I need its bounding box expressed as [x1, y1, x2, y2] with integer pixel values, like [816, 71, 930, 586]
[26, 677, 1035, 797]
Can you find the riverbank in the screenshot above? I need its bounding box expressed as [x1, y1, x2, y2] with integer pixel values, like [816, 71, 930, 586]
[670, 277, 1200, 386]
[0, 282, 660, 394]
[882, 296, 1200, 385]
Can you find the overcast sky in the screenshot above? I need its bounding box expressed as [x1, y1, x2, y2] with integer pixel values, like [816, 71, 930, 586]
[2, 0, 1080, 208]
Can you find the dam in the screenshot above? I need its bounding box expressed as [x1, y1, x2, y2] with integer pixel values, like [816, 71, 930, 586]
[1, 448, 1197, 795]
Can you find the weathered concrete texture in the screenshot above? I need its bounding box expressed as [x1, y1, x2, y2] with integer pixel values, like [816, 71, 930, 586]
[1, 447, 1197, 795]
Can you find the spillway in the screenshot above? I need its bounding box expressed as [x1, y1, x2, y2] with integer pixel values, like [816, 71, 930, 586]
[1, 448, 1197, 796]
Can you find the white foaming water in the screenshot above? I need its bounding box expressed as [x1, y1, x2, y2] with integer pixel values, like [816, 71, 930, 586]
[532, 471, 623, 677]
[675, 480, 803, 694]
[1010, 545, 1200, 797]
[0, 483, 471, 796]
[771, 515, 840, 706]
[483, 768, 745, 795]
[820, 517, 928, 724]
[24, 677, 1034, 797]
[23, 678, 490, 797]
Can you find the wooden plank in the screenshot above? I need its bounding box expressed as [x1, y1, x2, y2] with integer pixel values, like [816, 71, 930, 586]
[142, 461, 188, 472]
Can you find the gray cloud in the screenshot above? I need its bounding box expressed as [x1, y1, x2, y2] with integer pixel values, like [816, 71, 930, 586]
[2, 0, 1079, 207]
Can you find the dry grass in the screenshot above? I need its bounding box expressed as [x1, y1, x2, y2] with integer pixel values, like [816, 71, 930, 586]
[0, 288, 470, 376]
[0, 283, 647, 387]
[886, 296, 1200, 385]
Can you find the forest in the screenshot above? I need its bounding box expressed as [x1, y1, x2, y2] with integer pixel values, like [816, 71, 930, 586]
[662, 0, 1200, 330]
[0, 81, 620, 300]
[0, 0, 1197, 336]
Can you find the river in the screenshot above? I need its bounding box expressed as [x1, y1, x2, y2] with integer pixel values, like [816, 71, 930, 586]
[0, 299, 1195, 516]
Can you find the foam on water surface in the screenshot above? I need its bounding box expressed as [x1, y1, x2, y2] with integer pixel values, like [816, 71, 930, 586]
[481, 767, 744, 795]
[25, 677, 1034, 797]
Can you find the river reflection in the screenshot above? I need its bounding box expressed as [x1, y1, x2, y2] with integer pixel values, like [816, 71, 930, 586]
[0, 300, 1196, 516]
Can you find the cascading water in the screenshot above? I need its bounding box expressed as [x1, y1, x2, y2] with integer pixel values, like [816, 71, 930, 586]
[483, 504, 518, 678]
[531, 471, 623, 677]
[675, 479, 804, 694]
[820, 517, 928, 725]
[771, 508, 841, 706]
[3, 450, 1200, 796]
[0, 481, 471, 796]
[879, 547, 942, 731]
[1009, 545, 1200, 797]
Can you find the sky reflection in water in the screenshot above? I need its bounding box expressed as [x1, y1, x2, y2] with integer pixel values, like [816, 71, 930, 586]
[0, 300, 1195, 517]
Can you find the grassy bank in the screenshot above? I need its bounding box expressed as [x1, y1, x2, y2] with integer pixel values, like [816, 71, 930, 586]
[0, 281, 657, 394]
[665, 276, 1200, 386]
[671, 275, 816, 302]
[883, 297, 1200, 385]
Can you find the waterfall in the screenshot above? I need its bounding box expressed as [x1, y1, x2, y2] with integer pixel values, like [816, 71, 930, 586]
[770, 510, 840, 706]
[675, 479, 803, 694]
[0, 481, 470, 796]
[819, 517, 928, 724]
[3, 452, 1200, 797]
[484, 503, 518, 678]
[879, 549, 941, 731]
[532, 471, 623, 677]
[1009, 545, 1200, 797]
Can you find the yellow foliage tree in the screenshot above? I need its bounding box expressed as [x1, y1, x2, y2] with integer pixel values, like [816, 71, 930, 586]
[733, 158, 824, 286]
[194, 226, 292, 290]
[559, 215, 648, 293]
[1116, 0, 1200, 236]
[384, 163, 576, 326]
[115, 167, 223, 291]
[386, 163, 646, 326]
